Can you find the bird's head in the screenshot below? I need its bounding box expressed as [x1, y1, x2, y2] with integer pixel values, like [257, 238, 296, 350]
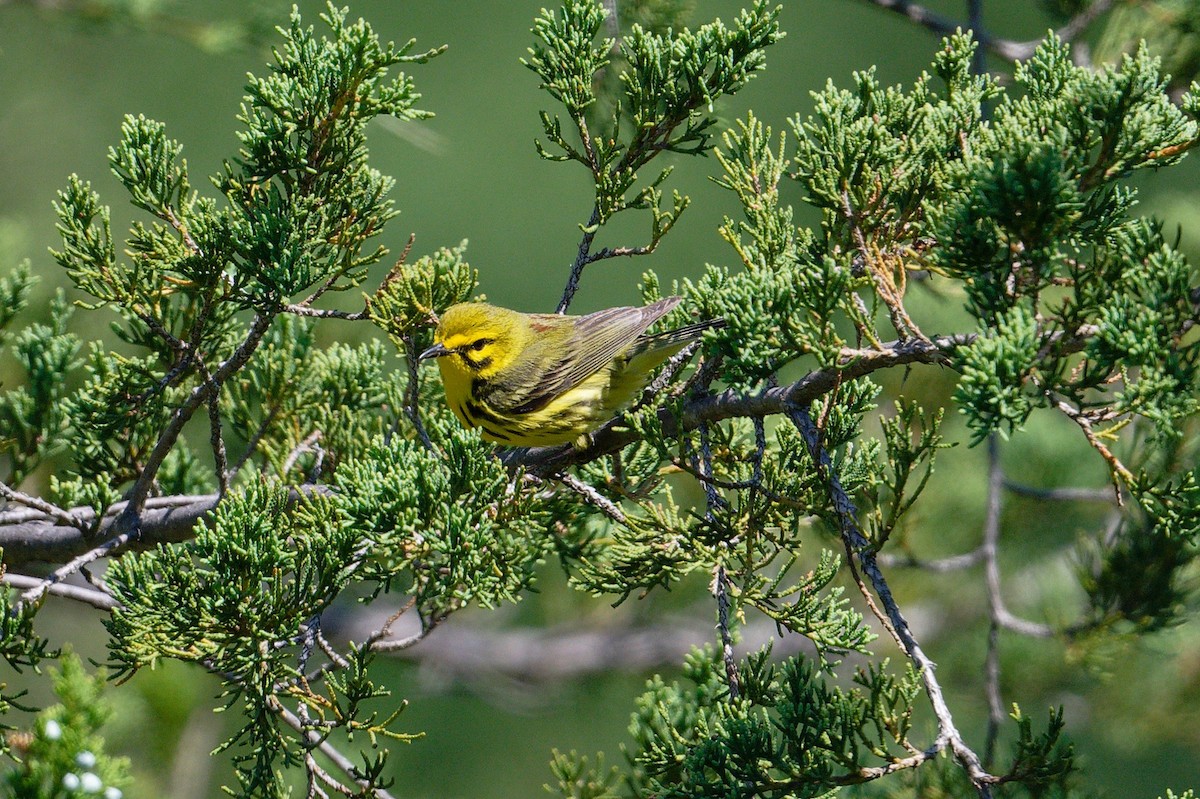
[419, 302, 529, 379]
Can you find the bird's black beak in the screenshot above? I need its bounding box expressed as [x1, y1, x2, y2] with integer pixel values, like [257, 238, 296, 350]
[419, 342, 451, 360]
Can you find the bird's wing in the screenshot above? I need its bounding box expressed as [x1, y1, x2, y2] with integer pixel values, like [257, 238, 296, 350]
[497, 296, 682, 415]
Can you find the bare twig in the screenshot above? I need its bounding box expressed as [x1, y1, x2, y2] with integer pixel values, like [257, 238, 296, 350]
[370, 611, 444, 654]
[856, 0, 1110, 62]
[844, 539, 907, 650]
[878, 547, 985, 572]
[558, 206, 603, 313]
[283, 305, 369, 321]
[1003, 482, 1118, 503]
[115, 312, 275, 535]
[284, 431, 324, 476]
[635, 340, 703, 408]
[0, 481, 89, 534]
[857, 0, 964, 38]
[983, 449, 1057, 640]
[273, 702, 398, 799]
[695, 423, 742, 700]
[2, 572, 118, 611]
[1054, 0, 1114, 45]
[840, 189, 930, 344]
[207, 389, 229, 497]
[788, 406, 998, 795]
[982, 437, 1007, 766]
[967, 0, 986, 75]
[983, 619, 1003, 769]
[1052, 396, 1135, 503]
[15, 529, 137, 611]
[713, 563, 741, 701]
[556, 472, 628, 525]
[402, 337, 433, 451]
[229, 405, 280, 477]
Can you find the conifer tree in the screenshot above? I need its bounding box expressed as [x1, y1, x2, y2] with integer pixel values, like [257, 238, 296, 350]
[2, 2, 1199, 797]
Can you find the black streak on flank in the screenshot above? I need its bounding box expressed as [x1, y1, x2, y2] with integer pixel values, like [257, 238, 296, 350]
[465, 400, 507, 428]
[481, 425, 511, 441]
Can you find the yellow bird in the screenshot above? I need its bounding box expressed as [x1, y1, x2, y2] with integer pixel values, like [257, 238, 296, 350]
[419, 296, 723, 447]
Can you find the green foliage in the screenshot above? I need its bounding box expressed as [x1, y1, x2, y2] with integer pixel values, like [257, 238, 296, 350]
[668, 115, 844, 385]
[1093, 0, 1200, 94]
[104, 482, 390, 796]
[0, 293, 80, 484]
[866, 400, 946, 545]
[105, 483, 357, 675]
[552, 648, 924, 798]
[2, 2, 1200, 798]
[1, 653, 128, 799]
[336, 425, 567, 615]
[367, 241, 477, 345]
[0, 574, 52, 759]
[955, 305, 1041, 443]
[26, 1, 445, 520]
[526, 0, 781, 261]
[1006, 705, 1076, 794]
[226, 318, 401, 478]
[1077, 485, 1198, 633]
[0, 262, 32, 345]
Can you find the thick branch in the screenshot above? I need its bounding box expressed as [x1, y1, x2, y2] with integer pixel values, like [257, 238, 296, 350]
[1, 495, 219, 566]
[332, 609, 815, 682]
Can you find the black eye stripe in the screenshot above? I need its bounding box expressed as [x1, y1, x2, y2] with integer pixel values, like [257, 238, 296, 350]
[460, 352, 494, 371]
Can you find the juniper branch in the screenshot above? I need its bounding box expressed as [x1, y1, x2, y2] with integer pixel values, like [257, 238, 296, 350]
[788, 405, 999, 795]
[114, 312, 274, 533]
[856, 0, 1110, 62]
[1, 572, 118, 611]
[3, 327, 1107, 566]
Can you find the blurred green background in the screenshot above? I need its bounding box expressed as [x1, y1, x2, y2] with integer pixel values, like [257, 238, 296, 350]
[2, 1, 1200, 797]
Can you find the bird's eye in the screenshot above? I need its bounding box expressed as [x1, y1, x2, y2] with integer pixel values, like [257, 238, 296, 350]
[471, 338, 492, 351]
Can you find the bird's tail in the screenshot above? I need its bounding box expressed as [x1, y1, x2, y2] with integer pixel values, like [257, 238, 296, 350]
[642, 317, 727, 350]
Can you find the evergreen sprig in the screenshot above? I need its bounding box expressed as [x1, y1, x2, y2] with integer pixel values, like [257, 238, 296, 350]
[526, 0, 782, 309]
[2, 3, 1200, 798]
[1, 654, 128, 799]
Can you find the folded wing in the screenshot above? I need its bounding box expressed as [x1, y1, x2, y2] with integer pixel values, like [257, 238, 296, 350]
[497, 296, 682, 415]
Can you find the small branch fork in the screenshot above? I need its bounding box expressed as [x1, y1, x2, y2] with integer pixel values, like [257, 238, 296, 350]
[1, 572, 117, 611]
[273, 702, 399, 799]
[0, 481, 89, 534]
[788, 406, 999, 796]
[859, 0, 1115, 63]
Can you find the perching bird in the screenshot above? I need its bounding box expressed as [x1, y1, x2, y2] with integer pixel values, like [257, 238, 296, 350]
[419, 296, 723, 447]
